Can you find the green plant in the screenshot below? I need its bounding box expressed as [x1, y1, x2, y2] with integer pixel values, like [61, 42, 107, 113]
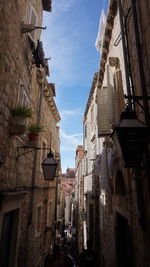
[11, 105, 32, 118]
[28, 124, 43, 134]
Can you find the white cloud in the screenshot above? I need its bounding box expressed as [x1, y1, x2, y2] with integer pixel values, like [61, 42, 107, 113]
[52, 0, 76, 13]
[60, 108, 82, 120]
[60, 129, 83, 152]
[42, 0, 94, 91]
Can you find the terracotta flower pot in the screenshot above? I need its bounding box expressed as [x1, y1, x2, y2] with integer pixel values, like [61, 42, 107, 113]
[28, 133, 39, 141]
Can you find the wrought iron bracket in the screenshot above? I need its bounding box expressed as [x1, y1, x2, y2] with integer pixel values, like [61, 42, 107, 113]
[124, 94, 150, 111]
[16, 146, 52, 160]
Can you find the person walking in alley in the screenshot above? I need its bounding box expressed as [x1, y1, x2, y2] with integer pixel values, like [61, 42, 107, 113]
[44, 244, 65, 267]
[44, 244, 74, 267]
[77, 240, 98, 267]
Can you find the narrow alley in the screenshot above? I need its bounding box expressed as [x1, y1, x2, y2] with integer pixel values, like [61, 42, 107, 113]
[0, 0, 150, 267]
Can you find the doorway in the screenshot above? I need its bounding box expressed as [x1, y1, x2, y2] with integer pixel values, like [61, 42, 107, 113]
[0, 209, 19, 267]
[115, 213, 134, 267]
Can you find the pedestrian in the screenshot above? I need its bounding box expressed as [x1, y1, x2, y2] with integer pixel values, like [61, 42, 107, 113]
[44, 244, 65, 267]
[77, 240, 98, 267]
[63, 245, 74, 267]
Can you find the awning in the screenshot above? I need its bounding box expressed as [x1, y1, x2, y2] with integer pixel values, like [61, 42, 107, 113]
[42, 0, 52, 12]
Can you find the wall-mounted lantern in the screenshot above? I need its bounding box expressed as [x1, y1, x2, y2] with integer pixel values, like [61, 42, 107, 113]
[42, 151, 57, 181]
[112, 110, 149, 168]
[16, 147, 57, 181]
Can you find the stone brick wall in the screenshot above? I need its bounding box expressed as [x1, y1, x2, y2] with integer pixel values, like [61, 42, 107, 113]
[121, 0, 150, 265]
[0, 1, 61, 266]
[97, 1, 150, 266]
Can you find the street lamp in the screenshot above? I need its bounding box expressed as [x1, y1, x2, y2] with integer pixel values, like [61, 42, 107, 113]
[16, 146, 57, 180]
[112, 110, 149, 168]
[42, 151, 57, 181]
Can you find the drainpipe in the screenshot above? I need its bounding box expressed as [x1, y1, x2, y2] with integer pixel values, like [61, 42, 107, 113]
[28, 74, 44, 225]
[26, 72, 45, 266]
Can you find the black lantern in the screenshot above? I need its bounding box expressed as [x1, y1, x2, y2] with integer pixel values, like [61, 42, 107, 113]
[113, 111, 149, 168]
[42, 151, 57, 181]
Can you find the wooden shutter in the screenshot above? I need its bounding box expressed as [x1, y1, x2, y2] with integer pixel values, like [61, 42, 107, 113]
[108, 66, 125, 127]
[97, 67, 125, 136]
[29, 7, 37, 41]
[115, 70, 125, 115]
[19, 83, 29, 107]
[107, 64, 120, 127]
[25, 2, 37, 42]
[97, 86, 112, 136]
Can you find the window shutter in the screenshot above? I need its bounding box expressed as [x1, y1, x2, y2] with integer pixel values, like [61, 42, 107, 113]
[110, 69, 125, 127]
[106, 65, 118, 127]
[25, 2, 38, 42]
[97, 86, 112, 136]
[29, 8, 37, 40]
[19, 83, 29, 107]
[115, 70, 125, 115]
[25, 2, 31, 23]
[97, 67, 125, 137]
[107, 65, 125, 127]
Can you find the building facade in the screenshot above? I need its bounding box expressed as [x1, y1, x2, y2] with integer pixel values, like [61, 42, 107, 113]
[62, 168, 75, 226]
[96, 0, 150, 266]
[0, 1, 62, 266]
[74, 0, 150, 266]
[74, 145, 85, 253]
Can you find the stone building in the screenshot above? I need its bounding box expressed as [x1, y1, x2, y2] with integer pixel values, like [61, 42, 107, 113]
[83, 72, 104, 253]
[0, 1, 62, 266]
[95, 0, 150, 266]
[74, 145, 85, 253]
[73, 0, 150, 266]
[61, 168, 76, 226]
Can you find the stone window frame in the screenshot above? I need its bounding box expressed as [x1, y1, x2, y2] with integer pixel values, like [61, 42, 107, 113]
[35, 203, 43, 236]
[18, 80, 30, 138]
[25, 1, 38, 42]
[84, 124, 87, 139]
[19, 81, 30, 108]
[46, 201, 53, 226]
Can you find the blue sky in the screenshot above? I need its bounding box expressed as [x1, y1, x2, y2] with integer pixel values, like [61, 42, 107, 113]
[42, 0, 108, 172]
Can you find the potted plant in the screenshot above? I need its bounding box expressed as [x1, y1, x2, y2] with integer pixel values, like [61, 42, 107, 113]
[28, 124, 43, 141]
[11, 105, 32, 124]
[10, 105, 32, 135]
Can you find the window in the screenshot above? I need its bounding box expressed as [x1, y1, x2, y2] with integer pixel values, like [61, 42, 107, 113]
[47, 202, 53, 225]
[86, 158, 88, 174]
[115, 171, 126, 195]
[91, 105, 94, 123]
[19, 83, 29, 107]
[84, 124, 87, 138]
[36, 205, 42, 233]
[25, 2, 38, 42]
[0, 209, 19, 267]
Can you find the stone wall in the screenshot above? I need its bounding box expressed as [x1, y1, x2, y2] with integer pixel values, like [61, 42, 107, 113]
[97, 1, 150, 266]
[0, 1, 61, 266]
